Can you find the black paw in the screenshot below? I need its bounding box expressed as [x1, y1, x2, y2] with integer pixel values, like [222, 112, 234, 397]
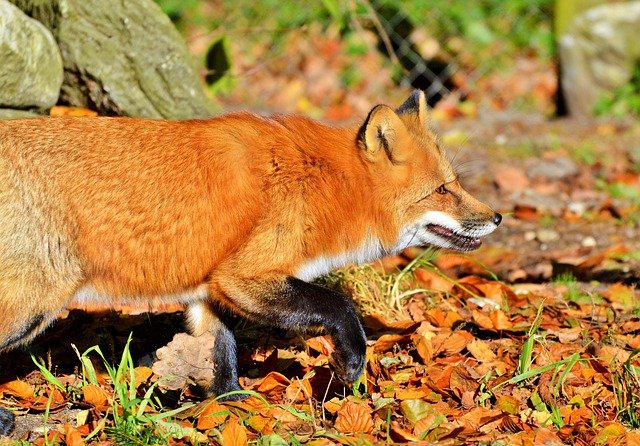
[0, 407, 15, 437]
[331, 349, 366, 384]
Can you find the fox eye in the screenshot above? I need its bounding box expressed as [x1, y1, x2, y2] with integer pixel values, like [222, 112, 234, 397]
[436, 184, 447, 194]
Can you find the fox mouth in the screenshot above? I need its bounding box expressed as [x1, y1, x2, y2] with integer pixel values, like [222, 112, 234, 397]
[425, 224, 482, 251]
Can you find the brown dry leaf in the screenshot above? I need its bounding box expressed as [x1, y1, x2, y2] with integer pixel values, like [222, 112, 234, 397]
[196, 400, 230, 430]
[449, 366, 478, 400]
[513, 204, 540, 220]
[305, 335, 334, 356]
[534, 427, 565, 445]
[82, 384, 109, 410]
[490, 310, 513, 330]
[389, 421, 420, 442]
[152, 332, 216, 390]
[246, 414, 272, 435]
[598, 345, 631, 364]
[467, 339, 497, 362]
[255, 371, 290, 394]
[49, 106, 98, 117]
[373, 334, 407, 352]
[603, 283, 635, 309]
[395, 388, 429, 400]
[133, 366, 153, 388]
[323, 397, 342, 414]
[496, 395, 519, 415]
[494, 166, 529, 192]
[334, 401, 374, 435]
[415, 333, 434, 364]
[220, 416, 248, 446]
[0, 380, 34, 399]
[285, 378, 312, 402]
[414, 268, 454, 292]
[64, 424, 84, 446]
[425, 308, 462, 328]
[433, 331, 474, 356]
[472, 310, 495, 330]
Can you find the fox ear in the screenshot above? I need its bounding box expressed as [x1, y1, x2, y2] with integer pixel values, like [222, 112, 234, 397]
[359, 105, 409, 163]
[396, 90, 427, 127]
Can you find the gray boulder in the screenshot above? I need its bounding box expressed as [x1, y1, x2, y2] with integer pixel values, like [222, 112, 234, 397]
[0, 0, 63, 109]
[10, 0, 216, 119]
[559, 2, 640, 118]
[0, 108, 40, 119]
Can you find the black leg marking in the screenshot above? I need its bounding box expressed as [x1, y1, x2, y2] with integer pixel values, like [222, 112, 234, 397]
[0, 407, 14, 436]
[222, 276, 367, 384]
[208, 311, 244, 401]
[0, 313, 45, 352]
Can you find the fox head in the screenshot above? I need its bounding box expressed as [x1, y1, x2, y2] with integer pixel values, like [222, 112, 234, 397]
[359, 90, 501, 253]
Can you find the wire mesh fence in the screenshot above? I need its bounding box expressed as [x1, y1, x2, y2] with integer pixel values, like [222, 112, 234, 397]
[162, 0, 556, 116]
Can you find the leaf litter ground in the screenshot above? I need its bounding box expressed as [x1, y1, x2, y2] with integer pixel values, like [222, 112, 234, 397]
[2, 115, 640, 444]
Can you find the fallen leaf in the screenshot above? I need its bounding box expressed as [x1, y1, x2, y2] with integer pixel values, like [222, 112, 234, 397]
[472, 310, 494, 330]
[494, 166, 529, 192]
[0, 380, 34, 399]
[490, 310, 513, 330]
[152, 332, 216, 390]
[334, 401, 373, 434]
[64, 424, 84, 446]
[197, 400, 230, 430]
[592, 422, 626, 445]
[50, 106, 98, 117]
[285, 378, 312, 402]
[305, 335, 334, 356]
[221, 416, 248, 446]
[467, 339, 497, 362]
[133, 366, 153, 388]
[82, 384, 109, 410]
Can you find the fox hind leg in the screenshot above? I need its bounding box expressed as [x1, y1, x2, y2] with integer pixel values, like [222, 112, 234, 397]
[0, 407, 14, 437]
[186, 301, 245, 400]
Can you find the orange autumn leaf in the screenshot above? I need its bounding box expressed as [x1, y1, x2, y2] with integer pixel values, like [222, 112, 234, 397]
[490, 310, 513, 330]
[466, 339, 497, 362]
[433, 331, 473, 356]
[82, 384, 109, 409]
[221, 416, 248, 446]
[133, 366, 153, 388]
[49, 106, 98, 117]
[334, 401, 374, 435]
[197, 400, 230, 430]
[285, 378, 312, 402]
[255, 372, 290, 393]
[64, 424, 85, 446]
[305, 335, 334, 356]
[472, 310, 494, 330]
[395, 388, 429, 400]
[0, 380, 35, 399]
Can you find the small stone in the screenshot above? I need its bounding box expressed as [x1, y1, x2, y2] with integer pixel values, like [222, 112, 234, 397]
[536, 229, 560, 243]
[567, 201, 587, 216]
[528, 156, 578, 180]
[524, 231, 537, 241]
[581, 236, 597, 247]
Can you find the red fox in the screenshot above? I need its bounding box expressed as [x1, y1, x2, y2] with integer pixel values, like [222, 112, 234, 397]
[0, 91, 500, 435]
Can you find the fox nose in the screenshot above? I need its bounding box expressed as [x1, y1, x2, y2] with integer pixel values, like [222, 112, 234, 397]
[493, 213, 502, 226]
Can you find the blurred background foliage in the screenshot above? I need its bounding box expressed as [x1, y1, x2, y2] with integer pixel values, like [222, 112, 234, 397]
[153, 0, 637, 120]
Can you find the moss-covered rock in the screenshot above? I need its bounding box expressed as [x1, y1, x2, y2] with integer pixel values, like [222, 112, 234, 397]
[10, 0, 216, 119]
[0, 0, 62, 109]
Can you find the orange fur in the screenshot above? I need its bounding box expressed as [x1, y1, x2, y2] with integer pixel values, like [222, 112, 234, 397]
[0, 92, 499, 349]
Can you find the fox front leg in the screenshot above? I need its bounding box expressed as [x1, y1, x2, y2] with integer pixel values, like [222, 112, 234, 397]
[214, 275, 367, 384]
